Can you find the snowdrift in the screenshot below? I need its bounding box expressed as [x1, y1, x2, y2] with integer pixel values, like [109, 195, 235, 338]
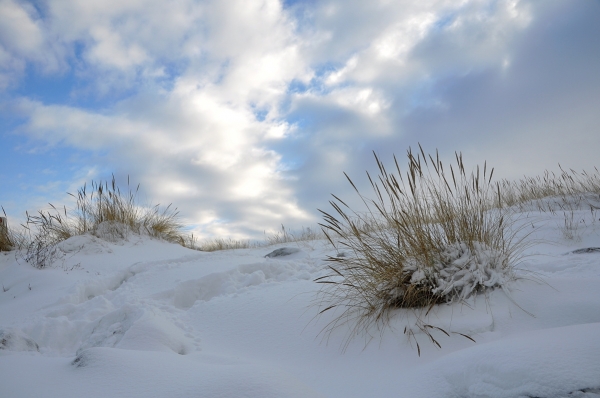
[1, 209, 599, 397]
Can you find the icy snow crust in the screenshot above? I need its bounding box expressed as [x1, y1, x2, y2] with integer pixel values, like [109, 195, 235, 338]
[1, 209, 599, 397]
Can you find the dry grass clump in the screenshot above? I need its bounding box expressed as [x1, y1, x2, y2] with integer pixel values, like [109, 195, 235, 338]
[23, 177, 185, 268]
[316, 146, 528, 349]
[265, 224, 324, 246]
[0, 209, 29, 252]
[196, 238, 255, 252]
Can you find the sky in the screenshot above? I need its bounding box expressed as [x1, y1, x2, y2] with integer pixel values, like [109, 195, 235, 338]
[1, 0, 599, 240]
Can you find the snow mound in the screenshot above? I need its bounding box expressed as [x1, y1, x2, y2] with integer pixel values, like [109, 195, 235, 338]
[401, 322, 600, 398]
[91, 221, 130, 243]
[56, 235, 113, 255]
[170, 260, 316, 309]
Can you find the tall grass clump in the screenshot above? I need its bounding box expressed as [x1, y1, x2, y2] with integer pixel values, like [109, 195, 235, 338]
[23, 176, 185, 268]
[0, 209, 29, 252]
[316, 146, 529, 348]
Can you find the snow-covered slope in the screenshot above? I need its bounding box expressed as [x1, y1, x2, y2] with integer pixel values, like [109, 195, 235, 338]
[1, 209, 599, 397]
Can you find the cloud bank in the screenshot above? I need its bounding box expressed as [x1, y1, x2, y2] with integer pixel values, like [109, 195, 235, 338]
[1, 0, 599, 239]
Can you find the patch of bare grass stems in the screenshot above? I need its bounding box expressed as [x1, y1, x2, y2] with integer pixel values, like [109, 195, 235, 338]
[196, 225, 323, 252]
[315, 146, 600, 353]
[499, 166, 600, 241]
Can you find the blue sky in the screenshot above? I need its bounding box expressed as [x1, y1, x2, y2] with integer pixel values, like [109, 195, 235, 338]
[1, 0, 599, 239]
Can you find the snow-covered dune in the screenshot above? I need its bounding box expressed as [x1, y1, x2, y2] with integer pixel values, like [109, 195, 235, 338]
[1, 209, 599, 397]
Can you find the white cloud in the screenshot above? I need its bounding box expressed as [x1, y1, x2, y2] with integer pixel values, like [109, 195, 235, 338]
[0, 0, 66, 87]
[0, 0, 44, 56]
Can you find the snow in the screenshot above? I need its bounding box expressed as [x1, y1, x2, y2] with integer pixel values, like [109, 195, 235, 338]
[1, 207, 599, 397]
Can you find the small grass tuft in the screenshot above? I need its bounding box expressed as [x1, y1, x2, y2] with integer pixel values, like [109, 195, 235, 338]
[265, 224, 324, 246]
[196, 238, 255, 252]
[0, 209, 29, 253]
[0, 208, 13, 252]
[194, 225, 324, 252]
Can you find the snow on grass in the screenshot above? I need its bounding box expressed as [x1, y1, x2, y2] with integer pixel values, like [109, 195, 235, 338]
[1, 205, 600, 397]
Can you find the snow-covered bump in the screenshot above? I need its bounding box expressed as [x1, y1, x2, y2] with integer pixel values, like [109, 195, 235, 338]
[265, 247, 301, 258]
[63, 270, 136, 304]
[71, 350, 92, 368]
[572, 247, 600, 254]
[0, 329, 40, 352]
[77, 305, 196, 355]
[77, 305, 142, 354]
[115, 309, 197, 355]
[56, 235, 112, 255]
